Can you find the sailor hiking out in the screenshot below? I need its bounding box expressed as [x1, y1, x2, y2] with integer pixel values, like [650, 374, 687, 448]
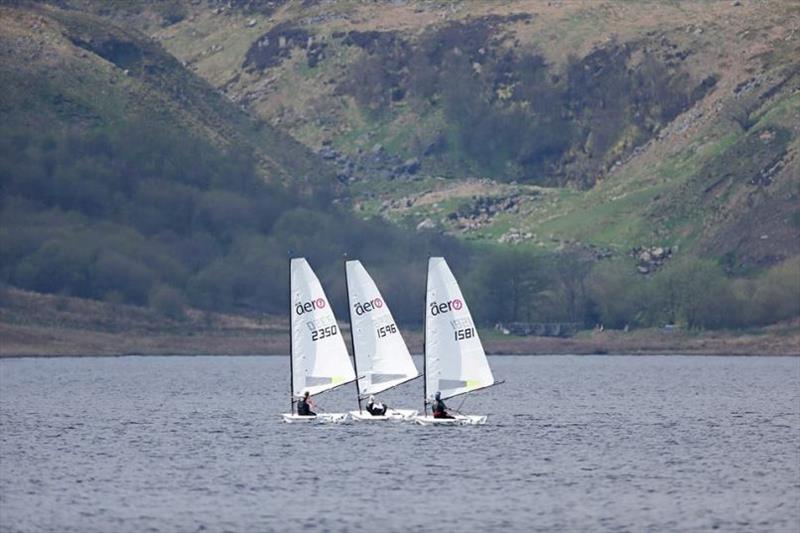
[297, 391, 316, 416]
[431, 391, 455, 419]
[365, 395, 388, 416]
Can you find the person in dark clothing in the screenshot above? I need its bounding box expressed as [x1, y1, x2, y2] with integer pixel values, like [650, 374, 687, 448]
[432, 391, 455, 419]
[365, 395, 388, 416]
[297, 391, 316, 416]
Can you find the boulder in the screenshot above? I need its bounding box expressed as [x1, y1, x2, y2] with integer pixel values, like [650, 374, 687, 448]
[416, 218, 436, 231]
[402, 157, 420, 174]
[318, 147, 337, 160]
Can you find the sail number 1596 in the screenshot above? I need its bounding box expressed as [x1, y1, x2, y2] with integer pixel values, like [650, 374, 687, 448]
[377, 323, 398, 338]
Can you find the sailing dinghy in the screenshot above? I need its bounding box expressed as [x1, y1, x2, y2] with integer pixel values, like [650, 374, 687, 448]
[345, 260, 419, 421]
[282, 258, 356, 424]
[414, 257, 502, 426]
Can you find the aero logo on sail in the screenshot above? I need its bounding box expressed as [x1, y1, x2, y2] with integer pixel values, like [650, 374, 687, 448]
[354, 298, 384, 315]
[295, 298, 327, 315]
[429, 298, 463, 316]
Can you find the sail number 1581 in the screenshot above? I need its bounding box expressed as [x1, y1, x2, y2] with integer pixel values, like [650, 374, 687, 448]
[454, 327, 475, 341]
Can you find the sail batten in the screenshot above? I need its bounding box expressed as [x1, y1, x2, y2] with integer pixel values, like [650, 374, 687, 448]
[425, 257, 494, 401]
[346, 260, 419, 397]
[291, 258, 355, 397]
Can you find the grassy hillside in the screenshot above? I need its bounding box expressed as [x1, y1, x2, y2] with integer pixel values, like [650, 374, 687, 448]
[0, 3, 333, 187]
[1, 1, 798, 342]
[117, 0, 800, 270]
[0, 3, 467, 322]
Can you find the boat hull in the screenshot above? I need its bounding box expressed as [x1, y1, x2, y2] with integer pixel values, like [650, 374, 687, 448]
[281, 413, 348, 424]
[413, 414, 487, 426]
[349, 408, 418, 421]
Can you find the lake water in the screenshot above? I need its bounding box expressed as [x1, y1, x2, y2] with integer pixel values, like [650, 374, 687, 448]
[0, 355, 798, 533]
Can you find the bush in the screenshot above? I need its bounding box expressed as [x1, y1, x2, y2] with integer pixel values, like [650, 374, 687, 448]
[587, 261, 647, 329]
[148, 284, 186, 320]
[747, 257, 800, 325]
[465, 248, 546, 324]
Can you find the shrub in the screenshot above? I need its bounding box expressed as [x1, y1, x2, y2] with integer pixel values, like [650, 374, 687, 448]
[148, 285, 186, 320]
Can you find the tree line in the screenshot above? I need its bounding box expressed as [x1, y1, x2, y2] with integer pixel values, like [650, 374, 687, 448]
[1, 122, 797, 329]
[0, 122, 460, 319]
[466, 249, 799, 330]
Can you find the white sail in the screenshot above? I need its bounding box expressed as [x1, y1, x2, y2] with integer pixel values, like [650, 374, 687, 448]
[425, 257, 494, 401]
[291, 258, 355, 397]
[346, 260, 418, 397]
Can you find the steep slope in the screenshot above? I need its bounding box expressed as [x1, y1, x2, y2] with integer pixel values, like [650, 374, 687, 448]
[0, 3, 333, 187]
[1, 1, 797, 336]
[0, 3, 462, 320]
[125, 0, 799, 270]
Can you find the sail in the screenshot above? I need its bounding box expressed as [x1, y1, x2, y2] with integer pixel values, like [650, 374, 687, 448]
[346, 260, 418, 397]
[291, 258, 355, 397]
[425, 257, 494, 401]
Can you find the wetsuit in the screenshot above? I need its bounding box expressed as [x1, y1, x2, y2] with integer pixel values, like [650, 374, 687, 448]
[432, 398, 454, 419]
[366, 401, 388, 416]
[297, 397, 316, 416]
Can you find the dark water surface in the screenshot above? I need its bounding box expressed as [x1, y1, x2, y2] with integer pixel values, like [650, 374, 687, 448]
[1, 355, 798, 533]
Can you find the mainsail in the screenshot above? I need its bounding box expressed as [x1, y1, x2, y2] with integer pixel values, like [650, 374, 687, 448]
[425, 257, 494, 401]
[346, 260, 418, 397]
[291, 258, 355, 397]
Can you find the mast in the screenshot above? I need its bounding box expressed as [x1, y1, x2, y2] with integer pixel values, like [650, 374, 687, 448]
[288, 256, 295, 415]
[423, 256, 429, 416]
[344, 256, 362, 413]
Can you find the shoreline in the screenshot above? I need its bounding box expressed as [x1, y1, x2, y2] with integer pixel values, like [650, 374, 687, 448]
[1, 323, 797, 358]
[2, 289, 798, 358]
[2, 352, 799, 359]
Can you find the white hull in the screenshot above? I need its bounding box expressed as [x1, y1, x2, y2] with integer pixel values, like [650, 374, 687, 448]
[413, 414, 487, 426]
[349, 408, 418, 421]
[281, 413, 348, 424]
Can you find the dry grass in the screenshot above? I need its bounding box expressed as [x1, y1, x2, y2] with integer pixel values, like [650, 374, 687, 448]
[2, 288, 797, 357]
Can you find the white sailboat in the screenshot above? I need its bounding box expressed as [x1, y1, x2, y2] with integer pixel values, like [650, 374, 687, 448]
[344, 260, 419, 421]
[282, 258, 356, 424]
[414, 257, 502, 426]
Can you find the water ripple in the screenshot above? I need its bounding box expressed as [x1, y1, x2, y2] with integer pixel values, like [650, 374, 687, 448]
[0, 355, 798, 532]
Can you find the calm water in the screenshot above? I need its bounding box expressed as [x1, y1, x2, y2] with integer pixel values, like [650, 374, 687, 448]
[1, 355, 798, 533]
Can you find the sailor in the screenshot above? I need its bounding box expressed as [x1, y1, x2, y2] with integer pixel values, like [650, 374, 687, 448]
[297, 391, 316, 416]
[366, 395, 388, 416]
[431, 391, 455, 419]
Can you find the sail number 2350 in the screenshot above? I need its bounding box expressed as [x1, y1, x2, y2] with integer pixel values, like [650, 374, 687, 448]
[310, 324, 338, 341]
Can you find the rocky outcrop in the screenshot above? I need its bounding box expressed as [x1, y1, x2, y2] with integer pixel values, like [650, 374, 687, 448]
[498, 228, 534, 244]
[632, 245, 674, 274]
[243, 23, 318, 71]
[317, 142, 423, 183]
[447, 194, 528, 232]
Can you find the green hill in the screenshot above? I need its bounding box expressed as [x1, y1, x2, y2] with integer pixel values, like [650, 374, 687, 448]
[1, 1, 798, 339]
[0, 3, 461, 321]
[0, 3, 332, 186]
[121, 0, 799, 270]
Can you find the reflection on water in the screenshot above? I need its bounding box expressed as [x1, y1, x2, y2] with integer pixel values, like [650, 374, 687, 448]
[1, 355, 798, 532]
